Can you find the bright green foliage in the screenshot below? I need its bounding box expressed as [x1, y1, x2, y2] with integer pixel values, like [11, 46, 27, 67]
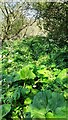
[37, 68, 54, 82]
[1, 36, 67, 119]
[57, 68, 68, 83]
[18, 66, 36, 80]
[24, 98, 32, 105]
[25, 90, 67, 118]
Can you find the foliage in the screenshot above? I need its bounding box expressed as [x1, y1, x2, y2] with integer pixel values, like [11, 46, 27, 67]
[1, 36, 68, 119]
[0, 104, 11, 119]
[25, 90, 67, 118]
[18, 65, 36, 80]
[33, 2, 68, 46]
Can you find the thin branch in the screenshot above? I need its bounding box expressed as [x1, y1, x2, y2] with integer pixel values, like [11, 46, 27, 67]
[0, 6, 6, 17]
[9, 15, 37, 39]
[4, 3, 9, 15]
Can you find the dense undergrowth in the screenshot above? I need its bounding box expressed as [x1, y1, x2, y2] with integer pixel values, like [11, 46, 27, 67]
[0, 36, 68, 119]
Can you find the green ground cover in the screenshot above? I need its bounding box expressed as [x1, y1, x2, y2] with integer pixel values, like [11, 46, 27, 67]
[0, 36, 68, 119]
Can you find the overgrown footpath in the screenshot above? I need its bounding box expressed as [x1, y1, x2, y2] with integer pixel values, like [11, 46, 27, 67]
[0, 36, 68, 119]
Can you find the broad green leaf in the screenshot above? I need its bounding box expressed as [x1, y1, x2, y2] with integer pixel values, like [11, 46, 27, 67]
[48, 92, 66, 111]
[55, 106, 67, 118]
[32, 91, 48, 109]
[25, 90, 66, 118]
[0, 104, 11, 119]
[57, 68, 68, 83]
[19, 66, 36, 80]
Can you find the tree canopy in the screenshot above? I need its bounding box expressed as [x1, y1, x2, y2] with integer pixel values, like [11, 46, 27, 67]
[32, 2, 68, 46]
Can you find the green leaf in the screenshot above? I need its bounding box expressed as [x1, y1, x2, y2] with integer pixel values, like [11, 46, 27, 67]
[0, 104, 11, 119]
[18, 66, 36, 80]
[12, 86, 30, 101]
[55, 106, 67, 118]
[48, 92, 66, 111]
[24, 98, 32, 105]
[32, 91, 48, 109]
[46, 112, 54, 118]
[64, 90, 68, 99]
[25, 90, 66, 118]
[21, 88, 30, 96]
[14, 74, 21, 81]
[57, 68, 68, 83]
